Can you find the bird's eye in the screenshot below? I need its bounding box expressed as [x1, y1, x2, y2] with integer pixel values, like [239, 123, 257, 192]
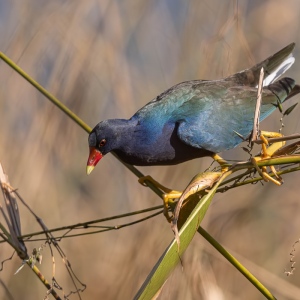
[99, 139, 106, 147]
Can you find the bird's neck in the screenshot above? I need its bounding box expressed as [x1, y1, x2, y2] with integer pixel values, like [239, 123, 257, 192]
[109, 117, 146, 162]
[109, 118, 138, 147]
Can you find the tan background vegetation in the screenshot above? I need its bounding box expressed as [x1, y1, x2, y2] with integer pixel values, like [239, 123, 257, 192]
[1, 1, 300, 299]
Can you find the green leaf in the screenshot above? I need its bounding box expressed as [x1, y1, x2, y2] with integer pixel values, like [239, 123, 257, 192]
[284, 103, 298, 116]
[134, 171, 231, 300]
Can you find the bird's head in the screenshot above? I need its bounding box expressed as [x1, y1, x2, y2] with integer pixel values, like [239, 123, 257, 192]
[87, 121, 113, 175]
[86, 119, 126, 175]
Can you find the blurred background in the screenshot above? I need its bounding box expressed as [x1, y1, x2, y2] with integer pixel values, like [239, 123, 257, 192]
[1, 0, 300, 299]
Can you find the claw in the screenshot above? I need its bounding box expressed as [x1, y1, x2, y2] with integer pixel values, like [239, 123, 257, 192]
[252, 131, 286, 185]
[162, 192, 181, 222]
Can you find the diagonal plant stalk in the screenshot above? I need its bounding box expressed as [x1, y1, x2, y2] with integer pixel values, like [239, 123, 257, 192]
[1, 51, 299, 299]
[198, 227, 277, 300]
[0, 52, 163, 198]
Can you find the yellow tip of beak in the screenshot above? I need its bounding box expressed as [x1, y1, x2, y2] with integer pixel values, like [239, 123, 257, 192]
[86, 165, 95, 175]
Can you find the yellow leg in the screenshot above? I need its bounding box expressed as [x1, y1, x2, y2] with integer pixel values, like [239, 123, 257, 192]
[252, 131, 285, 185]
[260, 131, 285, 157]
[138, 175, 182, 221]
[138, 154, 230, 220]
[138, 153, 230, 221]
[211, 153, 230, 171]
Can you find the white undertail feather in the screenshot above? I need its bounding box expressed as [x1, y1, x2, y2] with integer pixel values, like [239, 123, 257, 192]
[263, 53, 295, 86]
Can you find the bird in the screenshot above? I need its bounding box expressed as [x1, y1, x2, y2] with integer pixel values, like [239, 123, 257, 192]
[87, 43, 299, 176]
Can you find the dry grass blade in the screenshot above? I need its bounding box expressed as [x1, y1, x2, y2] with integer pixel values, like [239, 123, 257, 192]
[0, 161, 87, 299]
[13, 187, 87, 299]
[0, 163, 27, 259]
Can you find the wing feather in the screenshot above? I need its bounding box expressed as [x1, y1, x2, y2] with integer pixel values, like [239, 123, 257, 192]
[176, 83, 286, 153]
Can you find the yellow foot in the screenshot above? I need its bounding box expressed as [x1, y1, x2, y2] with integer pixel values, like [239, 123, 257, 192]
[252, 130, 285, 185]
[138, 175, 182, 221]
[251, 158, 282, 185]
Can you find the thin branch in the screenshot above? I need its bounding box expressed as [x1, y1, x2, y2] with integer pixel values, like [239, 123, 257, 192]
[23, 210, 163, 242]
[253, 133, 300, 144]
[15, 205, 163, 241]
[0, 155, 296, 243]
[251, 67, 264, 142]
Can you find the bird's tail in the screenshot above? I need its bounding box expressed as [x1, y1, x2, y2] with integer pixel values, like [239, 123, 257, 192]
[258, 43, 295, 86]
[228, 43, 296, 87]
[267, 77, 300, 103]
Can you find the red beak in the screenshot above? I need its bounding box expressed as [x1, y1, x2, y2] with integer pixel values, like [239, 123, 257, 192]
[86, 147, 103, 175]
